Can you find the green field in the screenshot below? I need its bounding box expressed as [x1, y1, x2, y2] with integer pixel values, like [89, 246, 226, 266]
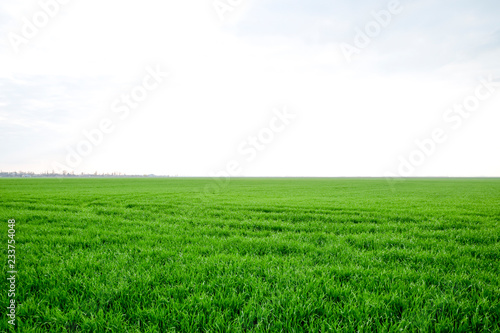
[1, 178, 499, 332]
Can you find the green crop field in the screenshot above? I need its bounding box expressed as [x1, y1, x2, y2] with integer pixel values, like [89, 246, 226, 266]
[1, 178, 499, 332]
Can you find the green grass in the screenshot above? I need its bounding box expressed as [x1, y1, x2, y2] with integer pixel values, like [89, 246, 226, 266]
[1, 178, 499, 332]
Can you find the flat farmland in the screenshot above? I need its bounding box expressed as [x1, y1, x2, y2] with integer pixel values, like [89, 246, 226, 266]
[1, 178, 499, 332]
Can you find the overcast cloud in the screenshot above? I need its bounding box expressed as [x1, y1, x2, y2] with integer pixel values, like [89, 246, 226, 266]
[1, 0, 499, 176]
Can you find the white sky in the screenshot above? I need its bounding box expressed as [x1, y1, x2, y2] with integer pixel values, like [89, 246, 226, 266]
[1, 0, 499, 176]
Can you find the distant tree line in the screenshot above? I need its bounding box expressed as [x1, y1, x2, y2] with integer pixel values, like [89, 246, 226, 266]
[0, 171, 168, 178]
